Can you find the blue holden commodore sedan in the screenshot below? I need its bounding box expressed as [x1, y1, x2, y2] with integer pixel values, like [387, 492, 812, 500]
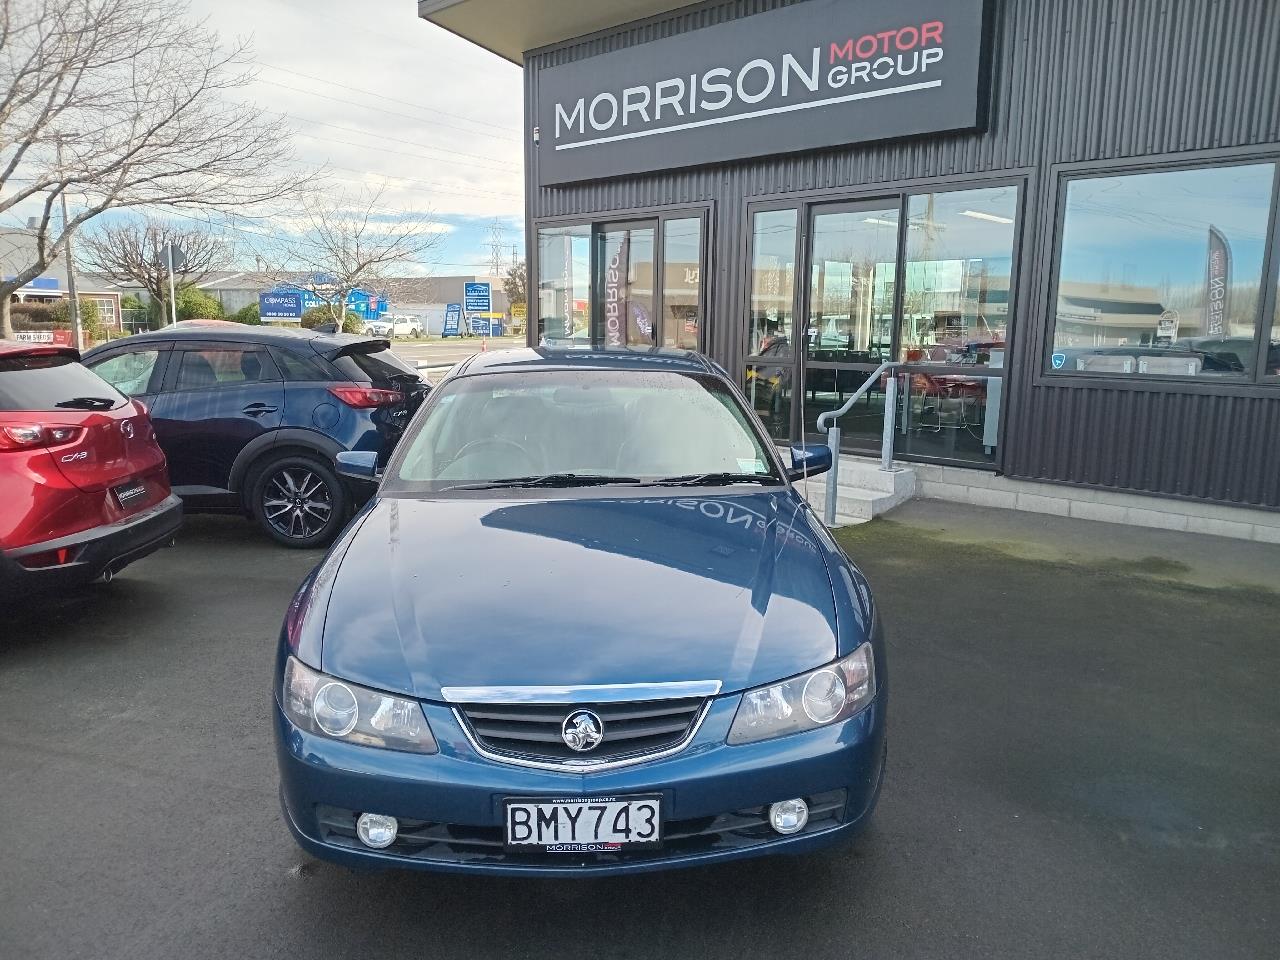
[274, 347, 887, 876]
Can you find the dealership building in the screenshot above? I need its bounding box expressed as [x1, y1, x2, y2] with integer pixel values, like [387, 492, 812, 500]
[417, 0, 1280, 541]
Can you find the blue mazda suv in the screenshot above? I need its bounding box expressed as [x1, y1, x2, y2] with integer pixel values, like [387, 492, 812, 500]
[274, 347, 887, 875]
[84, 322, 428, 547]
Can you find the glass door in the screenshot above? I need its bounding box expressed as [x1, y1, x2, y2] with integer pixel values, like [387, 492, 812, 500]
[595, 222, 657, 348]
[801, 200, 902, 449]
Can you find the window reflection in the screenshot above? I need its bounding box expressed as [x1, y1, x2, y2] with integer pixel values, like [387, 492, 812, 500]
[900, 186, 1016, 365]
[1049, 163, 1275, 378]
[743, 361, 791, 441]
[662, 218, 702, 349]
[749, 209, 798, 356]
[896, 371, 1000, 463]
[598, 226, 656, 347]
[806, 208, 897, 363]
[537, 226, 591, 343]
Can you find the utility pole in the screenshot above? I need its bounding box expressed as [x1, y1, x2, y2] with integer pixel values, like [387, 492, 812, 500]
[56, 141, 83, 350]
[166, 244, 177, 326]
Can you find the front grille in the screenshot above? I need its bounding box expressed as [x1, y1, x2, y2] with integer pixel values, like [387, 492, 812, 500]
[457, 697, 705, 764]
[316, 790, 847, 867]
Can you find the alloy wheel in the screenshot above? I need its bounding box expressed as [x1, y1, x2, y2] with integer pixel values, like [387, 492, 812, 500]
[262, 467, 334, 540]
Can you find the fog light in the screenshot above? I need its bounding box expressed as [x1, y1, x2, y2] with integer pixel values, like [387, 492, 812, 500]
[768, 799, 809, 835]
[356, 813, 398, 849]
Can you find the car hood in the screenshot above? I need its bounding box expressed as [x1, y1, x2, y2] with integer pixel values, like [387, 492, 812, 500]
[318, 491, 839, 701]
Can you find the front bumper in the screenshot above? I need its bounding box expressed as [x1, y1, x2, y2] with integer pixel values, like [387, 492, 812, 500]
[275, 693, 886, 877]
[1, 494, 183, 596]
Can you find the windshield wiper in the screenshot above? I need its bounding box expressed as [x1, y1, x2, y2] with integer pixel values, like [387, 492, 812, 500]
[55, 396, 117, 410]
[641, 472, 777, 487]
[445, 473, 645, 491]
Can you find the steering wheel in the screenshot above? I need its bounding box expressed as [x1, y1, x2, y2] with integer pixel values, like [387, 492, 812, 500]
[444, 437, 537, 477]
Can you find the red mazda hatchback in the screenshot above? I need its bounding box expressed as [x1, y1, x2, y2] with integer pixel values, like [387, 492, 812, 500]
[0, 340, 182, 598]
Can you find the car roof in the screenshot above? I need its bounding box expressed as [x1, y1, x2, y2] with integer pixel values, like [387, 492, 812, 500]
[0, 339, 79, 360]
[453, 347, 716, 378]
[82, 321, 385, 354]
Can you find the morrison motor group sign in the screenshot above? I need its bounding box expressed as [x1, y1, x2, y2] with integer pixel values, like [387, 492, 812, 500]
[534, 0, 990, 185]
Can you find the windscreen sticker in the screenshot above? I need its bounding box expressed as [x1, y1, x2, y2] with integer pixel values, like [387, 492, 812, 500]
[737, 458, 767, 474]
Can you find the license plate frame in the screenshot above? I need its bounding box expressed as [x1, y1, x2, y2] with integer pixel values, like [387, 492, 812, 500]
[504, 794, 663, 853]
[113, 480, 148, 510]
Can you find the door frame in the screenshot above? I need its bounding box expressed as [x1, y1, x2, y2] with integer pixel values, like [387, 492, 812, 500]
[741, 174, 1028, 468]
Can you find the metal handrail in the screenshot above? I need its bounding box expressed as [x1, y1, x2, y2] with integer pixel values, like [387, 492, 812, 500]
[815, 361, 902, 526]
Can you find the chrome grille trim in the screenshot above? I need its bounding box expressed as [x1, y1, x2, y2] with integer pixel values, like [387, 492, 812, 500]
[440, 680, 722, 704]
[452, 699, 713, 773]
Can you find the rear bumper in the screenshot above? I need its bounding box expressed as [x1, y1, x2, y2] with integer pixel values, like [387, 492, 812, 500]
[1, 493, 183, 594]
[275, 692, 887, 877]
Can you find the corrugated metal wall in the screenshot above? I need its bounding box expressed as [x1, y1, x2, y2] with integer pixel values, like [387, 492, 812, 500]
[524, 0, 1280, 508]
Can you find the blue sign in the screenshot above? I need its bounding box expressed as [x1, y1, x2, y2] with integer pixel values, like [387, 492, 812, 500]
[6, 276, 59, 289]
[1051, 352, 1067, 370]
[442, 303, 462, 337]
[259, 292, 303, 319]
[464, 282, 492, 313]
[469, 315, 491, 337]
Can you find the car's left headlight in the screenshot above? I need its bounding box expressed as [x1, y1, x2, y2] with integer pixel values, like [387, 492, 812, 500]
[727, 643, 876, 745]
[281, 656, 438, 754]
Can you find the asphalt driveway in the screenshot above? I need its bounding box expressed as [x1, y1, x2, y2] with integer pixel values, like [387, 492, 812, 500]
[1, 505, 1276, 960]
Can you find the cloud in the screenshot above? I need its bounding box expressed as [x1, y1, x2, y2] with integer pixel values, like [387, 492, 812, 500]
[193, 0, 525, 269]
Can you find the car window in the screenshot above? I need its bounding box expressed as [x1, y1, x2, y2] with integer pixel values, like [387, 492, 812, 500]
[0, 353, 127, 411]
[175, 348, 278, 391]
[331, 346, 418, 383]
[88, 349, 162, 397]
[271, 346, 335, 382]
[389, 369, 780, 491]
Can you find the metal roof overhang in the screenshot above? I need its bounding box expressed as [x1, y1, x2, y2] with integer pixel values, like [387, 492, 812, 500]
[416, 0, 696, 64]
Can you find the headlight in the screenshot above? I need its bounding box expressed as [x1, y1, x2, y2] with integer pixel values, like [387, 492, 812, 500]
[727, 643, 876, 745]
[281, 656, 438, 754]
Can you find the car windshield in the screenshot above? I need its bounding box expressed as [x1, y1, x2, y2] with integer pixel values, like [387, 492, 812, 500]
[387, 368, 781, 491]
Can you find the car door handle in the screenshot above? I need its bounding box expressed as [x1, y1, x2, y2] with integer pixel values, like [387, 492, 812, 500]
[242, 403, 278, 416]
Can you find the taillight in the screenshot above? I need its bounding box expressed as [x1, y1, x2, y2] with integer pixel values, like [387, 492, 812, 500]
[0, 424, 84, 450]
[328, 386, 402, 408]
[17, 547, 74, 569]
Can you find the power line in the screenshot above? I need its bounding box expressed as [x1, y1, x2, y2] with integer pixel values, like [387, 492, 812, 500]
[256, 64, 519, 139]
[252, 77, 520, 146]
[290, 126, 519, 177]
[264, 109, 521, 171]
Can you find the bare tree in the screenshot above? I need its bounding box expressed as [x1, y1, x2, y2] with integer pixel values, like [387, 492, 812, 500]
[0, 0, 310, 337]
[78, 218, 230, 323]
[254, 184, 443, 329]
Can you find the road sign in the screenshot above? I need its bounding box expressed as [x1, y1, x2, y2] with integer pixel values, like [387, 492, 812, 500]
[464, 282, 492, 313]
[443, 303, 462, 337]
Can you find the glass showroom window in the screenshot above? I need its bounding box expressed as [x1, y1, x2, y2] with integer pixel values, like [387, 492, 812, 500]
[748, 209, 798, 357]
[662, 218, 702, 349]
[536, 225, 591, 342]
[1048, 162, 1276, 379]
[745, 208, 799, 440]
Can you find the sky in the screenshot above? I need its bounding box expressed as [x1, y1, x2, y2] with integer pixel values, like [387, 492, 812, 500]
[174, 0, 524, 276]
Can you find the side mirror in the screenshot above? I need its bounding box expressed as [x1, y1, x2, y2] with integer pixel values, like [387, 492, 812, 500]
[335, 450, 380, 481]
[786, 442, 832, 481]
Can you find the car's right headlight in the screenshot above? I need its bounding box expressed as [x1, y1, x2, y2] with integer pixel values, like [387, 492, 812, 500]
[727, 643, 876, 745]
[281, 656, 437, 754]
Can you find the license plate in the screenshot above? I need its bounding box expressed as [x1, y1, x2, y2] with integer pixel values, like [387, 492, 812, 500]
[505, 795, 662, 852]
[114, 481, 147, 509]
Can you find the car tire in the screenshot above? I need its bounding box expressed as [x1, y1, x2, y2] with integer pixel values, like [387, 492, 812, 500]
[248, 453, 348, 549]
